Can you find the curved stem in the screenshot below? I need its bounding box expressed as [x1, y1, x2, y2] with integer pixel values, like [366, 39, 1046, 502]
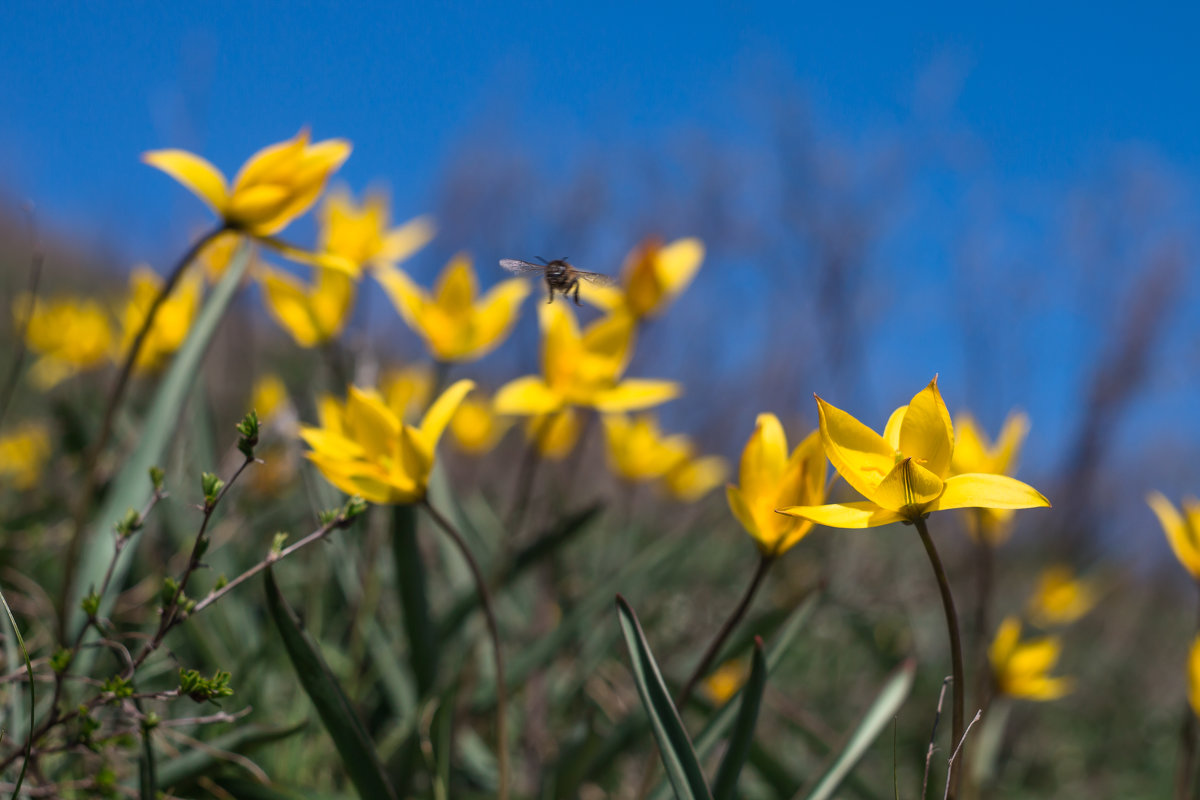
[914, 516, 965, 800]
[422, 498, 509, 800]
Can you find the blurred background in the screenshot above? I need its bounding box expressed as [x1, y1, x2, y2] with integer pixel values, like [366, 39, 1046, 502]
[2, 2, 1200, 796]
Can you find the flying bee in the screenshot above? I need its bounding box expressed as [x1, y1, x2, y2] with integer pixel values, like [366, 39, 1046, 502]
[499, 257, 617, 306]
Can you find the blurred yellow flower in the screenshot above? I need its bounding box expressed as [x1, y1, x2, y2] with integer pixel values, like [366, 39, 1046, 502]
[989, 616, 1072, 701]
[726, 414, 827, 557]
[1027, 565, 1097, 628]
[251, 374, 290, 423]
[119, 267, 203, 374]
[0, 422, 51, 490]
[495, 303, 680, 416]
[376, 253, 528, 362]
[449, 391, 512, 455]
[16, 294, 116, 389]
[382, 365, 435, 423]
[664, 451, 729, 503]
[525, 408, 581, 461]
[952, 410, 1031, 544]
[197, 230, 252, 283]
[258, 265, 355, 348]
[700, 658, 747, 705]
[143, 128, 351, 237]
[1189, 636, 1200, 718]
[780, 378, 1050, 529]
[319, 186, 434, 279]
[300, 379, 473, 504]
[582, 237, 704, 319]
[1148, 492, 1200, 579]
[601, 414, 691, 483]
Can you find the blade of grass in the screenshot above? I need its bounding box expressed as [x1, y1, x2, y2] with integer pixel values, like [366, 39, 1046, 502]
[0, 583, 32, 799]
[616, 595, 713, 800]
[711, 637, 767, 800]
[265, 567, 398, 800]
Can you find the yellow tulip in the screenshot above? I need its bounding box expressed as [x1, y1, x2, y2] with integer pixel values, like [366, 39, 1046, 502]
[449, 391, 513, 455]
[525, 408, 581, 461]
[664, 451, 729, 503]
[494, 303, 680, 416]
[989, 616, 1072, 701]
[602, 414, 692, 483]
[15, 294, 115, 389]
[381, 365, 435, 424]
[0, 422, 52, 490]
[119, 267, 203, 374]
[143, 128, 351, 237]
[726, 414, 828, 556]
[1189, 636, 1200, 718]
[300, 379, 474, 505]
[1148, 492, 1200, 579]
[319, 186, 434, 279]
[258, 265, 356, 348]
[582, 237, 704, 319]
[1027, 565, 1097, 628]
[779, 377, 1049, 529]
[376, 253, 528, 362]
[952, 410, 1031, 544]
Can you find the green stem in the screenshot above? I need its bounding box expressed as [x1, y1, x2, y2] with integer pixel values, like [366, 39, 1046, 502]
[913, 515, 965, 800]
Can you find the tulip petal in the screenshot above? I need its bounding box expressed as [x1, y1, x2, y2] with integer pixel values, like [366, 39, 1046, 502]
[374, 263, 428, 329]
[872, 458, 944, 512]
[778, 428, 826, 509]
[993, 411, 1030, 475]
[951, 413, 988, 474]
[494, 377, 563, 415]
[1148, 491, 1200, 578]
[815, 394, 896, 501]
[232, 129, 310, 191]
[578, 281, 625, 312]
[142, 150, 230, 214]
[419, 379, 475, 449]
[304, 452, 395, 504]
[899, 377, 954, 479]
[258, 267, 319, 347]
[467, 278, 530, 361]
[434, 254, 478, 311]
[346, 386, 401, 460]
[378, 215, 436, 264]
[590, 379, 681, 413]
[739, 413, 789, 505]
[726, 484, 760, 539]
[929, 473, 1049, 512]
[883, 405, 906, 452]
[297, 426, 364, 460]
[777, 501, 905, 529]
[655, 238, 705, 296]
[396, 425, 433, 494]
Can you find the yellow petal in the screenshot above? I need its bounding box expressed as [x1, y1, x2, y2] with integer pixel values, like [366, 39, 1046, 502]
[345, 386, 401, 459]
[666, 455, 728, 502]
[494, 377, 563, 415]
[992, 411, 1030, 474]
[469, 278, 530, 359]
[396, 424, 433, 495]
[379, 216, 436, 265]
[142, 149, 230, 214]
[1149, 491, 1200, 578]
[1189, 636, 1200, 717]
[989, 616, 1021, 667]
[305, 452, 395, 504]
[815, 395, 897, 501]
[580, 312, 635, 379]
[526, 408, 581, 460]
[883, 405, 906, 452]
[435, 254, 478, 311]
[374, 264, 429, 330]
[726, 484, 760, 539]
[872, 458, 944, 512]
[298, 426, 365, 460]
[257, 266, 319, 347]
[232, 130, 310, 191]
[590, 380, 681, 413]
[928, 473, 1050, 513]
[655, 238, 705, 296]
[777, 428, 827, 509]
[777, 501, 905, 529]
[418, 379, 475, 450]
[739, 413, 789, 505]
[898, 377, 954, 479]
[951, 413, 988, 474]
[578, 281, 625, 312]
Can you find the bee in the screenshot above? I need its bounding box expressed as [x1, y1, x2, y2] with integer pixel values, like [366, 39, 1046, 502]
[499, 257, 617, 306]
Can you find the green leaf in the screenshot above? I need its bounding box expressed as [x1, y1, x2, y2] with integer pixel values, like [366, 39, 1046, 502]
[155, 721, 307, 788]
[394, 503, 438, 697]
[798, 659, 917, 800]
[711, 637, 767, 800]
[264, 567, 398, 800]
[69, 240, 252, 641]
[616, 594, 713, 800]
[0, 582, 32, 799]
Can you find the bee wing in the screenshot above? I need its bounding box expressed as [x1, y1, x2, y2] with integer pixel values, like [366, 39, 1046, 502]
[573, 270, 619, 287]
[499, 258, 547, 274]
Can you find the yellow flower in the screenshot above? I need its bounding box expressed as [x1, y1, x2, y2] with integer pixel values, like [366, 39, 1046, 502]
[525, 408, 581, 461]
[1148, 492, 1200, 579]
[318, 186, 434, 279]
[779, 377, 1050, 529]
[300, 379, 474, 505]
[142, 128, 351, 237]
[700, 658, 747, 705]
[0, 422, 52, 490]
[726, 414, 828, 557]
[1027, 566, 1098, 628]
[495, 303, 680, 415]
[381, 365, 435, 424]
[119, 267, 203, 374]
[1189, 636, 1200, 718]
[582, 237, 704, 319]
[602, 414, 691, 483]
[449, 392, 512, 455]
[989, 616, 1072, 701]
[16, 294, 116, 389]
[258, 265, 356, 348]
[952, 410, 1031, 544]
[376, 253, 528, 362]
[664, 452, 729, 503]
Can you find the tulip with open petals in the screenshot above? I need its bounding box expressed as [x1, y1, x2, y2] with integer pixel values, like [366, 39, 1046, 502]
[602, 414, 692, 483]
[258, 265, 355, 349]
[16, 295, 116, 389]
[582, 237, 704, 319]
[319, 187, 433, 279]
[990, 617, 1072, 701]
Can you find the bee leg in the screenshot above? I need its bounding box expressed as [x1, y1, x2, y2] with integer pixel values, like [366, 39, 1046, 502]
[572, 279, 581, 306]
[546, 283, 554, 304]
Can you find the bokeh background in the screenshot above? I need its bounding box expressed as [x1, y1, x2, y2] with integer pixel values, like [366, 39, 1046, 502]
[3, 3, 1200, 796]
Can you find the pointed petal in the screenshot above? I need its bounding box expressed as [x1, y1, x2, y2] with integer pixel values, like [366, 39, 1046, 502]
[872, 458, 944, 512]
[777, 428, 827, 508]
[950, 413, 988, 474]
[466, 278, 530, 360]
[374, 263, 428, 330]
[494, 377, 563, 415]
[883, 405, 907, 452]
[261, 236, 359, 277]
[578, 281, 625, 312]
[777, 501, 905, 529]
[232, 129, 309, 191]
[992, 411, 1030, 475]
[929, 473, 1050, 512]
[379, 215, 436, 264]
[434, 254, 478, 310]
[590, 379, 681, 413]
[815, 394, 896, 502]
[1149, 491, 1200, 578]
[655, 238, 705, 296]
[739, 413, 789, 505]
[418, 379, 475, 449]
[899, 377, 954, 478]
[989, 616, 1021, 667]
[142, 149, 229, 214]
[345, 386, 401, 459]
[395, 424, 433, 496]
[726, 484, 760, 539]
[257, 266, 319, 347]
